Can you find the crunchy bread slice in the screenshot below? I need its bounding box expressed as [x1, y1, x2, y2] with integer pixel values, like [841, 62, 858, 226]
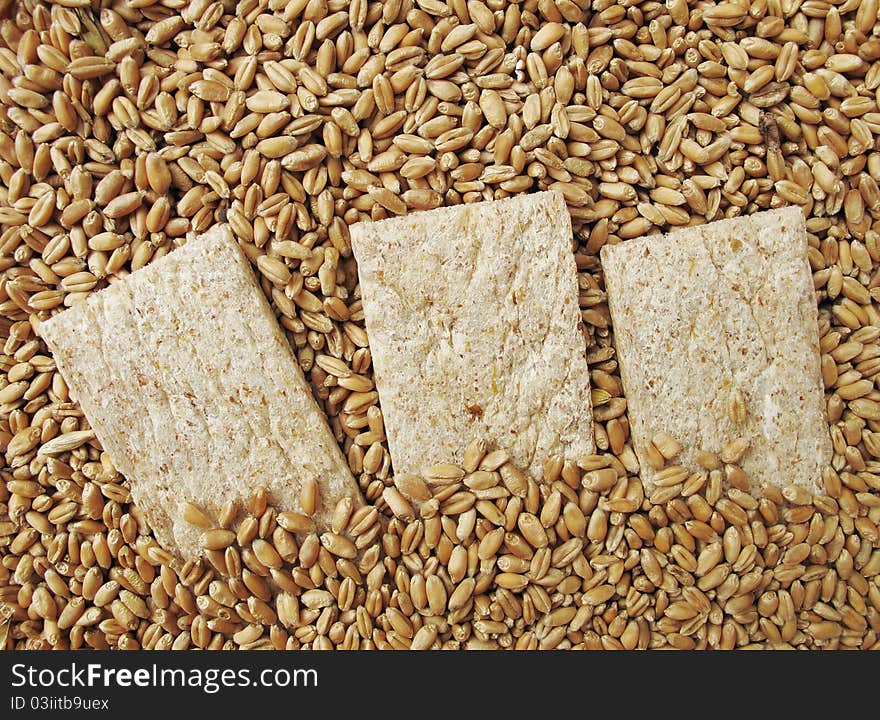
[601, 206, 831, 493]
[40, 225, 362, 559]
[350, 190, 594, 480]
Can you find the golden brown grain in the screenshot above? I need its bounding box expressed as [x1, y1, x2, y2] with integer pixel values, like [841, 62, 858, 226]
[1, 0, 879, 654]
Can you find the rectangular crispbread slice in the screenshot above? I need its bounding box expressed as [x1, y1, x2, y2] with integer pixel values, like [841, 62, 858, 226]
[40, 225, 362, 559]
[350, 190, 594, 480]
[601, 206, 831, 493]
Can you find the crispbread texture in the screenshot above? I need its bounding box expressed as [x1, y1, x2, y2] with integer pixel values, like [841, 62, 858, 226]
[351, 190, 594, 480]
[40, 225, 362, 559]
[601, 206, 831, 492]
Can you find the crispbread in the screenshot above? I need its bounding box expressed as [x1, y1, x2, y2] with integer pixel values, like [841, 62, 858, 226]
[40, 225, 362, 559]
[601, 206, 831, 492]
[350, 190, 594, 480]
